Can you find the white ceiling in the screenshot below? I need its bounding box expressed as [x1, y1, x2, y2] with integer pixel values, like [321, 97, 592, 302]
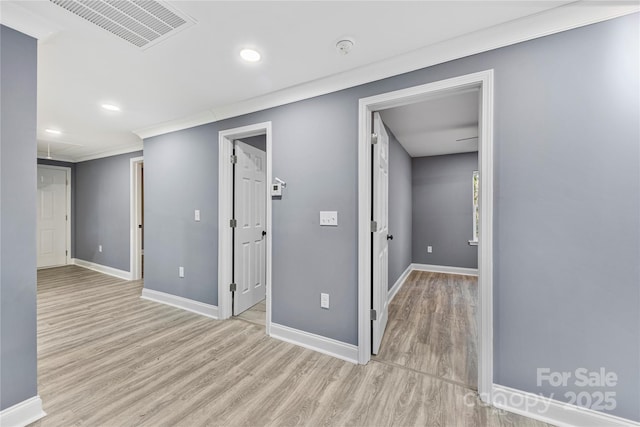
[2, 1, 636, 162]
[380, 90, 479, 158]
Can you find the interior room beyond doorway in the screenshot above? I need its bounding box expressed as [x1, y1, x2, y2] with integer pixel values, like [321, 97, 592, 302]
[371, 86, 481, 389]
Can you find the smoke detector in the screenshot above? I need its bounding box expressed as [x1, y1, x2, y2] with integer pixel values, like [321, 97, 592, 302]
[336, 39, 354, 55]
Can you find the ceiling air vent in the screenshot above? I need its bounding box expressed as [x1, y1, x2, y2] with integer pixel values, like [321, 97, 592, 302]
[49, 0, 195, 49]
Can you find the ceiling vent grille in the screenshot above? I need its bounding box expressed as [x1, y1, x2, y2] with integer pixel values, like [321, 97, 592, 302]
[50, 0, 195, 49]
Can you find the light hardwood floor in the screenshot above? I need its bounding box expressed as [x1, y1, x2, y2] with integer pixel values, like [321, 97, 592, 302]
[32, 266, 549, 427]
[236, 299, 266, 327]
[375, 271, 477, 389]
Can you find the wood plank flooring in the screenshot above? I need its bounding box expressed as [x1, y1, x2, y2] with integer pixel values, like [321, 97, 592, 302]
[374, 271, 478, 389]
[31, 266, 549, 427]
[236, 299, 266, 327]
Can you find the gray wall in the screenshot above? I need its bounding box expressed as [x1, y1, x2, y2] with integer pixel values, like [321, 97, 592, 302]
[37, 158, 76, 257]
[143, 14, 639, 420]
[238, 134, 266, 152]
[387, 127, 412, 289]
[412, 152, 478, 268]
[0, 25, 38, 410]
[144, 126, 218, 304]
[74, 151, 142, 271]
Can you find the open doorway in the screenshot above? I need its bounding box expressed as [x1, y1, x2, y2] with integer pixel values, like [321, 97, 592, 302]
[218, 122, 273, 334]
[232, 135, 267, 324]
[372, 90, 480, 390]
[358, 70, 494, 402]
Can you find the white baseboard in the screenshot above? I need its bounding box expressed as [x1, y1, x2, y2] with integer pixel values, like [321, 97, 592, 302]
[270, 323, 358, 364]
[0, 396, 46, 427]
[411, 263, 478, 277]
[492, 384, 640, 427]
[388, 264, 412, 304]
[141, 288, 219, 319]
[71, 258, 132, 280]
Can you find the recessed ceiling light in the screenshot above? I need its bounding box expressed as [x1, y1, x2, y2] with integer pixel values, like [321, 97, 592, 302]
[101, 103, 121, 112]
[45, 128, 62, 135]
[240, 48, 261, 62]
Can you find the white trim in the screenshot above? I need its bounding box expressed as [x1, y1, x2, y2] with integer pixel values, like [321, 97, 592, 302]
[141, 288, 219, 319]
[0, 396, 46, 427]
[478, 70, 495, 404]
[133, 4, 639, 141]
[72, 144, 143, 163]
[387, 264, 412, 304]
[71, 258, 132, 281]
[492, 384, 640, 427]
[37, 164, 72, 267]
[411, 263, 478, 277]
[357, 70, 494, 404]
[217, 122, 273, 335]
[37, 154, 75, 163]
[130, 156, 144, 280]
[0, 1, 60, 41]
[270, 323, 358, 364]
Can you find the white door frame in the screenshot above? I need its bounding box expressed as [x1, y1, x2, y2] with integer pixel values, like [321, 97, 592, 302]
[37, 164, 72, 267]
[357, 70, 494, 402]
[130, 156, 144, 280]
[218, 122, 272, 335]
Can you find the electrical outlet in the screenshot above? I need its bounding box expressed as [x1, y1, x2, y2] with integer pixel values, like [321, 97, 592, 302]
[98, 245, 102, 252]
[179, 266, 184, 278]
[427, 246, 433, 253]
[320, 293, 330, 309]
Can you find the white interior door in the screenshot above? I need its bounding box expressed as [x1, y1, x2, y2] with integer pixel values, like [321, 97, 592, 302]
[233, 140, 267, 315]
[37, 166, 68, 268]
[372, 112, 390, 355]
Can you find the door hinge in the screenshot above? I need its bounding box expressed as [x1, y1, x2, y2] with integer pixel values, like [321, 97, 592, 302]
[65, 215, 68, 221]
[230, 283, 237, 292]
[65, 250, 68, 256]
[370, 221, 378, 232]
[370, 309, 377, 320]
[230, 219, 237, 228]
[230, 155, 237, 164]
[371, 133, 378, 144]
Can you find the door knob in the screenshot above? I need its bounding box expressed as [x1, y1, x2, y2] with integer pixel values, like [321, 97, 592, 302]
[387, 234, 393, 240]
[262, 230, 267, 237]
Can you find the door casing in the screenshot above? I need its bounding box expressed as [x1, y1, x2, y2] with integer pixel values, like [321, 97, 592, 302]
[37, 164, 71, 268]
[218, 122, 273, 335]
[357, 70, 494, 402]
[130, 156, 144, 280]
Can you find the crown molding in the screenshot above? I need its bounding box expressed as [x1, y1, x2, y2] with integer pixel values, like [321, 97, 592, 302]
[0, 1, 60, 41]
[71, 144, 143, 163]
[134, 2, 640, 141]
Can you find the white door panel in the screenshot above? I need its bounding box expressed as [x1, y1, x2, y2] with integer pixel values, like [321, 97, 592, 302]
[372, 112, 390, 355]
[37, 167, 68, 268]
[233, 141, 267, 315]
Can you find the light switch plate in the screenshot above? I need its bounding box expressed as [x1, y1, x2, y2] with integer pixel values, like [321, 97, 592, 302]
[179, 266, 184, 278]
[320, 211, 338, 226]
[320, 293, 330, 309]
[427, 246, 433, 253]
[195, 210, 200, 221]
